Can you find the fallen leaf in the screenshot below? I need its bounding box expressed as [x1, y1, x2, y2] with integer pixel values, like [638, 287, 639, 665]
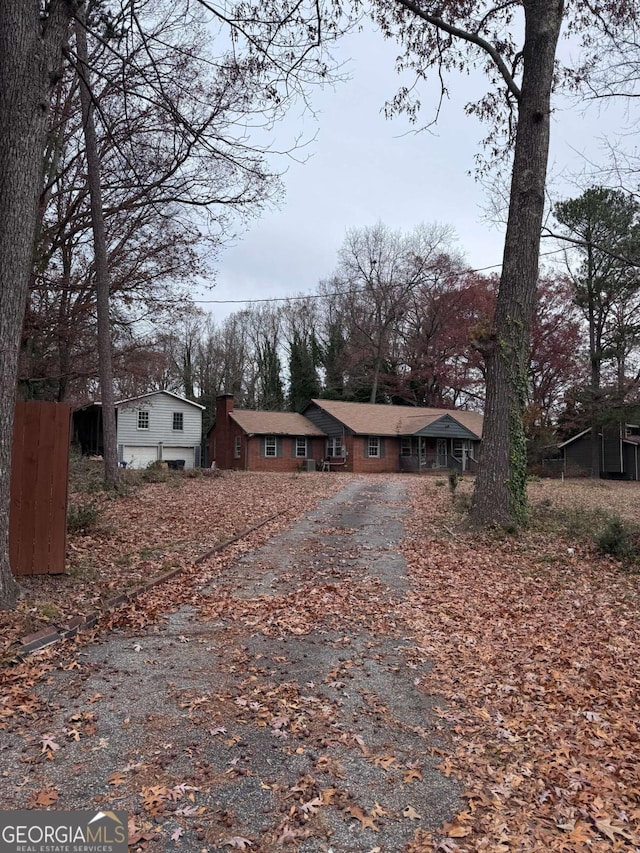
[403, 805, 422, 820]
[28, 788, 59, 807]
[300, 797, 322, 815]
[594, 817, 637, 843]
[403, 768, 423, 783]
[347, 806, 379, 831]
[223, 837, 253, 849]
[446, 823, 472, 838]
[40, 734, 60, 756]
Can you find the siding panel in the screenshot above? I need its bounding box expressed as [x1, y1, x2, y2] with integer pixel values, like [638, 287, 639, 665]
[116, 392, 202, 468]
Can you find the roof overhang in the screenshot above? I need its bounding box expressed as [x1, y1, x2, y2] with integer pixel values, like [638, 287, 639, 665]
[413, 414, 480, 440]
[557, 427, 592, 449]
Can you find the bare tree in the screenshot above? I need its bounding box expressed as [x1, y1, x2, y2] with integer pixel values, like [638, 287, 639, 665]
[0, 0, 343, 607]
[75, 12, 120, 484]
[0, 0, 79, 608]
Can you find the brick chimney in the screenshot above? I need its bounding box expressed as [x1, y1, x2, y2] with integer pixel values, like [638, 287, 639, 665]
[214, 394, 234, 469]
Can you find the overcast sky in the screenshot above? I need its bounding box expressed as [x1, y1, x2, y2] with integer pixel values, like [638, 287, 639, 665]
[194, 23, 624, 322]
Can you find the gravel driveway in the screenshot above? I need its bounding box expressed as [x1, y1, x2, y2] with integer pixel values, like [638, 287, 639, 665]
[1, 477, 461, 852]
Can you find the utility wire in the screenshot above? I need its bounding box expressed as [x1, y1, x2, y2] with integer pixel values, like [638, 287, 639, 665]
[191, 248, 567, 306]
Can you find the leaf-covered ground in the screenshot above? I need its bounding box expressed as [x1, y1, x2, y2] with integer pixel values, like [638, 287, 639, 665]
[1, 470, 347, 658]
[401, 476, 640, 851]
[1, 472, 639, 851]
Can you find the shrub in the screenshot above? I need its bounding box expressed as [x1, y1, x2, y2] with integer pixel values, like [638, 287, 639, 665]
[68, 448, 108, 494]
[67, 501, 101, 534]
[595, 516, 640, 565]
[141, 461, 170, 483]
[183, 466, 202, 479]
[453, 492, 471, 512]
[448, 469, 460, 495]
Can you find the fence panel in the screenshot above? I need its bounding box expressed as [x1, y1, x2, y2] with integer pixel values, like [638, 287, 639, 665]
[10, 401, 72, 576]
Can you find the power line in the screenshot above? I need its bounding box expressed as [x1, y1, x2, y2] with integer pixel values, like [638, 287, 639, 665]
[193, 260, 503, 306]
[192, 249, 566, 306]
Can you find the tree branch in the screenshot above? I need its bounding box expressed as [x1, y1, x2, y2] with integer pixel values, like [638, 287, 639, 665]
[394, 0, 522, 101]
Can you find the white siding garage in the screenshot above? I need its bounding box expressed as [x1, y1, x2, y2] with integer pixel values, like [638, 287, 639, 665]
[120, 445, 158, 469]
[161, 446, 195, 467]
[116, 391, 204, 470]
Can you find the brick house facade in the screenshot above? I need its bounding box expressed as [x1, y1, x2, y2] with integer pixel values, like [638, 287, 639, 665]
[209, 395, 483, 474]
[208, 395, 326, 472]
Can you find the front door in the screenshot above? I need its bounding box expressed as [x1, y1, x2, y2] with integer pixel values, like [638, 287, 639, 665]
[437, 438, 447, 467]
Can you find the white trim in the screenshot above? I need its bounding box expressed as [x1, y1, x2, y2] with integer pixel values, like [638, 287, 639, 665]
[367, 436, 380, 458]
[116, 390, 205, 410]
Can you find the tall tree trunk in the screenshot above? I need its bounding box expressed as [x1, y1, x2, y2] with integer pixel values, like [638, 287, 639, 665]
[75, 15, 119, 485]
[470, 1, 564, 527]
[589, 348, 601, 478]
[0, 1, 76, 609]
[587, 245, 601, 478]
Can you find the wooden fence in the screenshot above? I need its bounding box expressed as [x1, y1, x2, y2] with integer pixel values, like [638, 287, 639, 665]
[10, 401, 72, 576]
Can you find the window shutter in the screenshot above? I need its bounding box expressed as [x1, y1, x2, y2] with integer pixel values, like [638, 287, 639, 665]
[380, 438, 385, 458]
[260, 437, 266, 457]
[364, 437, 369, 458]
[277, 438, 283, 458]
[291, 438, 297, 458]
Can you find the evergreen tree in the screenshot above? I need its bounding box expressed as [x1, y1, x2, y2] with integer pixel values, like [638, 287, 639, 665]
[289, 332, 320, 412]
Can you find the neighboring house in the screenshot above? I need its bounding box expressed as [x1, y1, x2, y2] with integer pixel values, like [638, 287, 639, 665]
[209, 394, 325, 472]
[209, 394, 483, 473]
[302, 398, 483, 474]
[116, 391, 204, 469]
[559, 423, 640, 480]
[73, 391, 205, 469]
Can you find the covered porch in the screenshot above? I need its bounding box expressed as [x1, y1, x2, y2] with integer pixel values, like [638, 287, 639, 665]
[399, 436, 476, 473]
[399, 414, 480, 473]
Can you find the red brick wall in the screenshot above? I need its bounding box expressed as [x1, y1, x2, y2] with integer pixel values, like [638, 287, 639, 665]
[210, 395, 235, 469]
[350, 435, 400, 473]
[247, 436, 325, 472]
[228, 422, 247, 470]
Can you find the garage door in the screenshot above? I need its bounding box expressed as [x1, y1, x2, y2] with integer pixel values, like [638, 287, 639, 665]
[123, 445, 158, 469]
[162, 447, 195, 469]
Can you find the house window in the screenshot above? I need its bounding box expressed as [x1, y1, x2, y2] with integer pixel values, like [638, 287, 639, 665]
[172, 412, 184, 431]
[367, 437, 380, 458]
[401, 437, 412, 456]
[295, 437, 307, 458]
[452, 439, 463, 459]
[234, 435, 241, 459]
[264, 436, 277, 457]
[327, 437, 343, 458]
[137, 410, 149, 430]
